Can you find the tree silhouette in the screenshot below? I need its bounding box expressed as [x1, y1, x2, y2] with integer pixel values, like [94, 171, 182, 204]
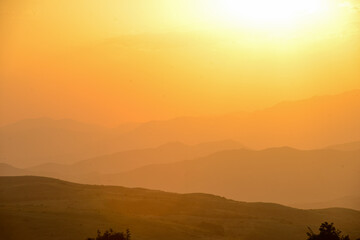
[307, 222, 350, 240]
[87, 228, 131, 240]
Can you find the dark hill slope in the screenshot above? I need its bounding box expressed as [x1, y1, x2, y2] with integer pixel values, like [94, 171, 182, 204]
[0, 176, 359, 240]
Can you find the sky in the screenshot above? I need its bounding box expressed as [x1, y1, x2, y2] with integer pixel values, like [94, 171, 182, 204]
[1, 0, 360, 126]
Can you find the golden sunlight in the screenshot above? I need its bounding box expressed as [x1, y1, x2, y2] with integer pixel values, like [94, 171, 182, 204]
[197, 0, 335, 30]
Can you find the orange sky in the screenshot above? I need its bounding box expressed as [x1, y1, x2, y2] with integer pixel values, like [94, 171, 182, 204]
[1, 0, 360, 126]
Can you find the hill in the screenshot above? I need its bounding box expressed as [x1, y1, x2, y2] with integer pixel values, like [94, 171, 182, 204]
[0, 176, 359, 240]
[96, 148, 360, 208]
[2, 147, 358, 210]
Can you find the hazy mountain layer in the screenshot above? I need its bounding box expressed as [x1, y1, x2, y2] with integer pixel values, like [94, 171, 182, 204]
[96, 148, 360, 209]
[28, 140, 244, 175]
[1, 90, 359, 167]
[109, 89, 360, 150]
[1, 147, 359, 210]
[327, 141, 360, 151]
[0, 118, 134, 167]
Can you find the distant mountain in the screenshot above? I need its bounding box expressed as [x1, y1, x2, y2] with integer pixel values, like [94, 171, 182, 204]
[293, 195, 360, 211]
[2, 146, 359, 210]
[327, 141, 360, 151]
[0, 176, 359, 240]
[0, 163, 29, 176]
[63, 140, 244, 174]
[1, 90, 359, 167]
[97, 148, 360, 208]
[9, 140, 243, 181]
[0, 117, 105, 133]
[0, 118, 139, 167]
[113, 89, 360, 150]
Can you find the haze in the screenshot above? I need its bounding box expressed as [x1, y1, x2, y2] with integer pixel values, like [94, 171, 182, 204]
[1, 0, 360, 126]
[0, 1, 360, 240]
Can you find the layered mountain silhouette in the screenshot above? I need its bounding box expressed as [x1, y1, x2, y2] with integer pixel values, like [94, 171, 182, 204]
[1, 90, 359, 167]
[108, 89, 360, 151]
[1, 90, 359, 210]
[1, 176, 359, 240]
[94, 147, 360, 208]
[1, 147, 359, 210]
[12, 140, 244, 181]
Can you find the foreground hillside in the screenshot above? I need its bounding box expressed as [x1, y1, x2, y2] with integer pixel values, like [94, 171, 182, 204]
[0, 177, 359, 240]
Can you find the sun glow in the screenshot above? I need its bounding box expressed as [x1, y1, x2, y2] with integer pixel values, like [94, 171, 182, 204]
[198, 0, 335, 31]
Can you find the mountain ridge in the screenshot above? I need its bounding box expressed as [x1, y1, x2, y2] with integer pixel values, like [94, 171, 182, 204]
[97, 148, 360, 208]
[1, 176, 360, 240]
[1, 89, 359, 167]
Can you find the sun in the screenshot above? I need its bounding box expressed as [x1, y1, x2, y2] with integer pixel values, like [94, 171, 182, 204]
[197, 0, 334, 31]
